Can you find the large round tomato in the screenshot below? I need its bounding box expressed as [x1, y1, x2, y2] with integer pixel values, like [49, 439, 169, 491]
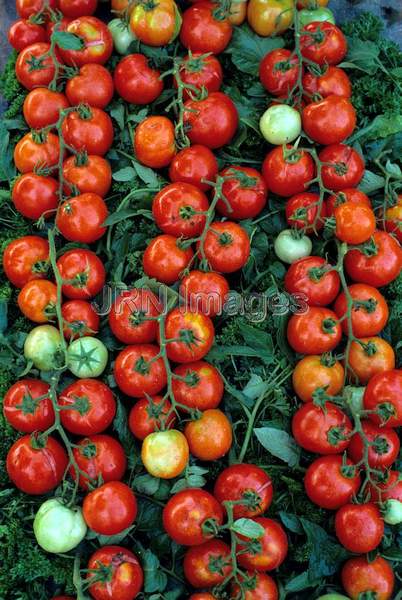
[169, 144, 218, 191]
[262, 146, 315, 197]
[71, 434, 126, 489]
[300, 21, 347, 65]
[319, 144, 364, 191]
[23, 88, 68, 129]
[180, 2, 232, 54]
[12, 172, 58, 220]
[259, 48, 301, 95]
[152, 182, 209, 238]
[57, 249, 106, 299]
[18, 279, 57, 323]
[172, 360, 224, 410]
[363, 369, 402, 428]
[15, 42, 57, 89]
[3, 236, 49, 288]
[83, 481, 137, 536]
[8, 19, 46, 52]
[183, 540, 231, 588]
[3, 379, 54, 433]
[344, 231, 402, 288]
[292, 355, 344, 402]
[58, 0, 97, 18]
[178, 52, 223, 100]
[384, 193, 402, 243]
[214, 463, 273, 519]
[334, 283, 389, 337]
[303, 65, 351, 99]
[285, 192, 326, 233]
[348, 336, 395, 384]
[287, 307, 341, 354]
[130, 0, 180, 47]
[143, 234, 194, 284]
[114, 53, 163, 104]
[183, 92, 238, 149]
[114, 344, 167, 398]
[184, 408, 232, 460]
[128, 396, 175, 440]
[14, 131, 60, 173]
[63, 154, 112, 197]
[59, 378, 116, 435]
[59, 17, 113, 66]
[232, 572, 278, 600]
[335, 503, 384, 553]
[202, 221, 250, 273]
[292, 402, 352, 454]
[326, 187, 371, 216]
[347, 420, 400, 468]
[62, 299, 100, 339]
[217, 166, 267, 219]
[56, 193, 108, 243]
[7, 434, 68, 495]
[284, 256, 340, 306]
[134, 116, 176, 168]
[161, 308, 214, 363]
[341, 556, 394, 600]
[247, 0, 294, 37]
[61, 105, 114, 156]
[334, 201, 376, 245]
[65, 63, 114, 109]
[109, 288, 161, 344]
[237, 517, 288, 572]
[304, 455, 361, 509]
[141, 429, 189, 478]
[302, 96, 356, 145]
[163, 488, 224, 545]
[87, 545, 143, 600]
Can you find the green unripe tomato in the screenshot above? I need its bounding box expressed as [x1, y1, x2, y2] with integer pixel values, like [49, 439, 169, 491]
[24, 325, 63, 371]
[299, 7, 335, 27]
[68, 336, 108, 378]
[383, 499, 402, 525]
[108, 18, 136, 54]
[260, 105, 301, 145]
[274, 229, 312, 264]
[34, 498, 87, 553]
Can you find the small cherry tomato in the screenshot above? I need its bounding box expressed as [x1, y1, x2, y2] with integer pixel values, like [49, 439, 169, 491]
[304, 455, 361, 509]
[12, 172, 58, 220]
[15, 42, 58, 90]
[183, 92, 238, 149]
[178, 53, 223, 100]
[302, 95, 356, 145]
[214, 463, 273, 519]
[341, 556, 394, 600]
[202, 221, 250, 273]
[56, 193, 108, 243]
[262, 145, 315, 197]
[303, 65, 351, 100]
[348, 337, 395, 384]
[172, 360, 224, 410]
[259, 48, 301, 96]
[62, 299, 100, 339]
[3, 379, 54, 433]
[184, 408, 232, 460]
[326, 187, 371, 216]
[180, 2, 232, 54]
[129, 395, 175, 440]
[14, 130, 60, 174]
[59, 378, 116, 435]
[237, 517, 288, 572]
[63, 153, 112, 197]
[134, 116, 176, 168]
[83, 481, 137, 536]
[152, 182, 209, 238]
[335, 502, 384, 553]
[71, 434, 126, 489]
[287, 307, 341, 355]
[62, 105, 114, 156]
[284, 256, 340, 306]
[130, 0, 180, 47]
[18, 279, 57, 323]
[161, 308, 215, 363]
[141, 429, 189, 479]
[364, 369, 402, 428]
[183, 540, 232, 588]
[345, 230, 402, 288]
[300, 21, 347, 65]
[169, 144, 218, 191]
[179, 270, 229, 317]
[114, 344, 167, 398]
[57, 249, 106, 300]
[86, 545, 143, 600]
[348, 419, 399, 468]
[114, 54, 163, 105]
[65, 64, 114, 109]
[143, 234, 194, 284]
[334, 202, 376, 245]
[334, 283, 389, 337]
[109, 288, 161, 345]
[285, 192, 327, 233]
[59, 17, 113, 67]
[23, 87, 69, 129]
[8, 19, 46, 51]
[292, 402, 352, 454]
[292, 354, 344, 402]
[319, 144, 365, 191]
[217, 166, 267, 220]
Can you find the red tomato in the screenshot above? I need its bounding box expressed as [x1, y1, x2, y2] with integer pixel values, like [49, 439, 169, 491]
[348, 420, 400, 468]
[237, 517, 288, 572]
[292, 402, 351, 454]
[345, 230, 402, 288]
[152, 182, 209, 238]
[83, 481, 137, 535]
[369, 470, 402, 504]
[65, 64, 114, 109]
[62, 299, 100, 339]
[3, 379, 54, 433]
[57, 249, 106, 299]
[172, 360, 224, 410]
[71, 434, 126, 489]
[183, 92, 238, 149]
[341, 556, 394, 600]
[7, 434, 68, 495]
[302, 95, 356, 145]
[18, 279, 57, 323]
[56, 193, 108, 243]
[201, 221, 250, 273]
[326, 187, 371, 217]
[259, 48, 301, 96]
[16, 0, 57, 17]
[23, 87, 69, 129]
[334, 202, 376, 245]
[334, 283, 389, 337]
[3, 235, 49, 288]
[8, 19, 46, 52]
[319, 144, 365, 191]
[161, 308, 214, 363]
[59, 379, 116, 435]
[384, 193, 402, 243]
[61, 105, 114, 156]
[12, 172, 58, 220]
[300, 21, 347, 65]
[189, 595, 215, 600]
[284, 256, 340, 306]
[59, 17, 113, 67]
[87, 545, 143, 600]
[232, 572, 278, 600]
[183, 540, 231, 588]
[143, 234, 194, 284]
[217, 166, 267, 219]
[63, 154, 112, 197]
[128, 395, 175, 440]
[180, 2, 232, 54]
[335, 502, 384, 553]
[14, 130, 60, 174]
[262, 146, 315, 197]
[169, 144, 218, 191]
[364, 369, 402, 428]
[58, 0, 97, 18]
[114, 344, 167, 398]
[214, 463, 273, 519]
[163, 488, 224, 545]
[134, 116, 176, 168]
[304, 455, 361, 509]
[303, 65, 351, 100]
[114, 54, 163, 105]
[184, 409, 232, 460]
[285, 192, 327, 233]
[178, 52, 223, 100]
[287, 307, 341, 354]
[109, 288, 161, 344]
[292, 355, 344, 403]
[348, 336, 395, 384]
[179, 270, 229, 317]
[15, 42, 58, 90]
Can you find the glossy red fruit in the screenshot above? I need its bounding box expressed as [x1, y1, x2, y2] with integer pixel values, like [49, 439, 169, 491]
[347, 420, 400, 469]
[292, 402, 352, 455]
[169, 144, 218, 191]
[71, 434, 127, 489]
[217, 166, 267, 220]
[128, 396, 175, 440]
[334, 283, 389, 337]
[65, 64, 114, 109]
[12, 173, 59, 220]
[2, 235, 49, 288]
[152, 182, 209, 238]
[56, 193, 108, 243]
[259, 48, 301, 96]
[262, 146, 315, 197]
[364, 369, 402, 428]
[172, 361, 224, 410]
[183, 92, 238, 149]
[302, 95, 356, 145]
[201, 221, 250, 273]
[8, 19, 46, 52]
[214, 463, 273, 519]
[114, 53, 163, 104]
[3, 379, 54, 433]
[237, 517, 288, 572]
[319, 144, 365, 191]
[86, 545, 143, 600]
[345, 231, 402, 288]
[59, 378, 116, 435]
[57, 249, 106, 300]
[285, 192, 327, 233]
[304, 455, 361, 510]
[83, 481, 137, 536]
[23, 87, 69, 129]
[114, 344, 167, 398]
[287, 307, 342, 354]
[143, 234, 194, 284]
[62, 299, 100, 339]
[341, 556, 394, 600]
[109, 288, 162, 344]
[180, 2, 232, 55]
[179, 270, 229, 317]
[335, 502, 384, 553]
[284, 256, 340, 306]
[161, 308, 215, 363]
[183, 540, 232, 588]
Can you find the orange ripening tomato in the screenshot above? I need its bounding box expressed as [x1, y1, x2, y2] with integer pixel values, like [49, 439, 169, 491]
[347, 337, 395, 384]
[14, 131, 60, 174]
[18, 279, 57, 323]
[292, 354, 344, 402]
[383, 193, 402, 243]
[2, 236, 49, 288]
[134, 116, 176, 168]
[130, 0, 181, 47]
[334, 202, 376, 245]
[247, 0, 294, 37]
[184, 409, 232, 460]
[160, 308, 215, 363]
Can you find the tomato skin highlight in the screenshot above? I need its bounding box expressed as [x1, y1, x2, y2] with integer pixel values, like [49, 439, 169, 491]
[62, 106, 114, 157]
[58, 0, 98, 18]
[285, 192, 326, 233]
[18, 279, 57, 323]
[143, 234, 194, 284]
[63, 154, 112, 197]
[134, 116, 176, 168]
[304, 455, 361, 510]
[302, 65, 351, 100]
[341, 556, 394, 600]
[348, 336, 395, 384]
[319, 143, 365, 191]
[300, 21, 347, 66]
[217, 166, 267, 220]
[152, 182, 209, 238]
[14, 131, 60, 174]
[56, 193, 108, 243]
[59, 378, 116, 435]
[383, 193, 402, 243]
[129, 396, 175, 440]
[292, 402, 352, 454]
[347, 419, 400, 468]
[202, 221, 250, 273]
[141, 430, 189, 479]
[129, 0, 179, 47]
[62, 299, 100, 339]
[247, 0, 294, 37]
[178, 52, 223, 100]
[87, 545, 143, 600]
[345, 230, 402, 288]
[71, 434, 127, 490]
[15, 42, 58, 90]
[65, 64, 114, 109]
[334, 201, 376, 245]
[183, 92, 238, 149]
[57, 249, 106, 300]
[214, 463, 273, 519]
[3, 379, 54, 433]
[8, 19, 46, 52]
[59, 16, 113, 67]
[179, 270, 229, 318]
[232, 572, 279, 600]
[259, 48, 301, 96]
[169, 144, 218, 191]
[363, 368, 402, 428]
[161, 308, 215, 363]
[23, 87, 69, 129]
[326, 187, 371, 216]
[83, 481, 137, 535]
[109, 288, 161, 345]
[334, 283, 389, 337]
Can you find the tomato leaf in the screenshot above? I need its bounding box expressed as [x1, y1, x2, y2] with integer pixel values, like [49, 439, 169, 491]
[358, 169, 385, 194]
[232, 518, 265, 539]
[254, 427, 300, 467]
[134, 473, 161, 495]
[279, 511, 304, 534]
[340, 37, 380, 74]
[132, 160, 160, 187]
[300, 518, 349, 579]
[112, 166, 136, 182]
[142, 549, 168, 593]
[225, 24, 284, 75]
[52, 31, 84, 50]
